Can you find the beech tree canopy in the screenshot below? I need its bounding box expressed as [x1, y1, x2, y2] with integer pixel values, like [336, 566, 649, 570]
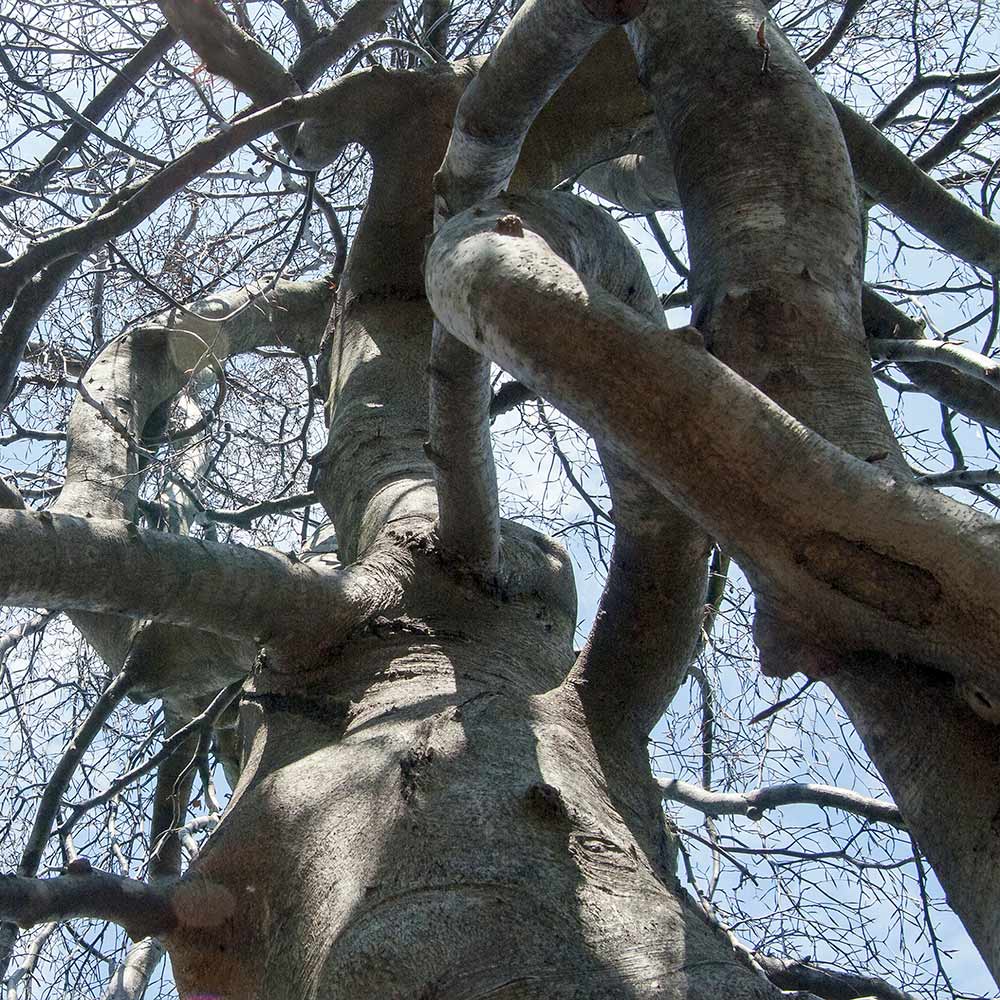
[1, 0, 999, 997]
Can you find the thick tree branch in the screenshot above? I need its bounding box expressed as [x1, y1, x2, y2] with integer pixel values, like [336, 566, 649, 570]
[157, 0, 299, 106]
[493, 192, 710, 735]
[28, 278, 329, 718]
[831, 98, 1000, 274]
[869, 336, 1000, 385]
[661, 778, 905, 828]
[426, 327, 500, 574]
[191, 490, 317, 528]
[917, 468, 1000, 488]
[752, 953, 919, 1000]
[0, 872, 177, 941]
[428, 0, 643, 574]
[577, 137, 681, 212]
[426, 197, 1000, 704]
[101, 938, 166, 1000]
[422, 0, 451, 58]
[830, 656, 1000, 984]
[291, 0, 403, 88]
[435, 0, 637, 216]
[563, 75, 1000, 279]
[0, 255, 86, 408]
[0, 508, 397, 644]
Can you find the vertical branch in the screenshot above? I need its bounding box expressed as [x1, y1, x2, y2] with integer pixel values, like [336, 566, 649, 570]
[99, 711, 202, 1000]
[427, 327, 501, 574]
[422, 0, 451, 57]
[429, 0, 643, 575]
[100, 938, 165, 1000]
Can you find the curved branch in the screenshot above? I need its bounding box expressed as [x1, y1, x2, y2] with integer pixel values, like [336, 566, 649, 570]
[863, 286, 1000, 429]
[0, 255, 85, 408]
[803, 0, 867, 70]
[435, 0, 637, 217]
[491, 192, 711, 735]
[661, 778, 905, 828]
[426, 197, 1000, 704]
[428, 0, 625, 574]
[157, 0, 298, 106]
[291, 0, 402, 88]
[429, 0, 644, 574]
[869, 336, 1000, 385]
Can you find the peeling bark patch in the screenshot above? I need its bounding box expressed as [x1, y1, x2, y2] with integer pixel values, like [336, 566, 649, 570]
[796, 533, 941, 626]
[362, 616, 468, 644]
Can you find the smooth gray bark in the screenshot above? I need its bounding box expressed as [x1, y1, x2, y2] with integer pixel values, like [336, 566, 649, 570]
[1, 0, 997, 994]
[159, 53, 790, 1000]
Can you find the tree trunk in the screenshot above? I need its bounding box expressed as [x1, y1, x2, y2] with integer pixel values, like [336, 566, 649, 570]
[168, 555, 792, 999]
[163, 60, 788, 1000]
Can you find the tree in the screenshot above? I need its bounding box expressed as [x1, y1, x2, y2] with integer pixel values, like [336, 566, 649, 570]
[1, 0, 999, 996]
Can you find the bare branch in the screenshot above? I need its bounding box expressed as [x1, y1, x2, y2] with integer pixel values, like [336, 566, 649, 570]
[191, 491, 317, 527]
[0, 26, 177, 211]
[157, 0, 299, 106]
[0, 871, 176, 941]
[914, 91, 1000, 172]
[0, 507, 406, 644]
[803, 0, 867, 69]
[916, 468, 1000, 488]
[753, 952, 920, 1000]
[60, 683, 244, 840]
[831, 98, 1000, 275]
[869, 336, 1000, 386]
[101, 938, 166, 1000]
[426, 192, 1000, 703]
[863, 286, 1000, 429]
[661, 778, 905, 828]
[292, 0, 403, 88]
[435, 0, 637, 216]
[873, 68, 1000, 129]
[0, 71, 383, 317]
[0, 665, 139, 977]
